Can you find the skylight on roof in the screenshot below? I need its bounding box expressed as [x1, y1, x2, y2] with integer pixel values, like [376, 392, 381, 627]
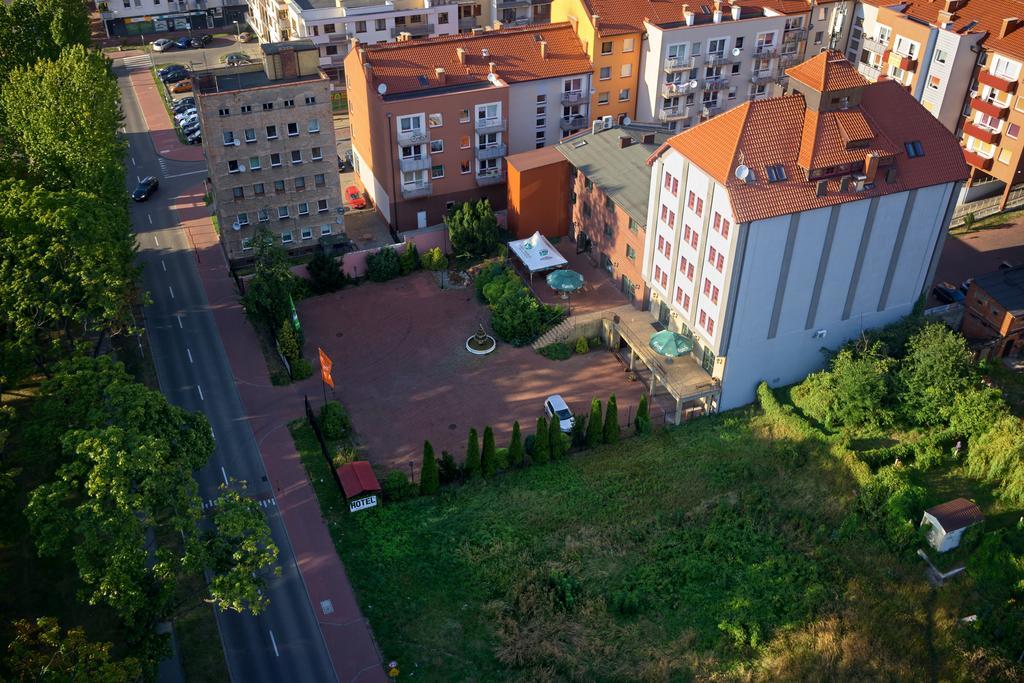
[904, 141, 924, 158]
[417, 75, 429, 86]
[765, 164, 787, 183]
[572, 139, 588, 148]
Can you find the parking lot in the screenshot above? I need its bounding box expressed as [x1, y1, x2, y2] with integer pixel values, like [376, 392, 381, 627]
[298, 271, 646, 471]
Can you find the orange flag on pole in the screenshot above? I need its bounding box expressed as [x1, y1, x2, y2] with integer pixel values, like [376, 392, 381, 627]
[318, 347, 334, 388]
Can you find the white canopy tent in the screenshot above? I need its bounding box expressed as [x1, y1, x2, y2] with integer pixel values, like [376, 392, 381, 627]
[508, 231, 568, 280]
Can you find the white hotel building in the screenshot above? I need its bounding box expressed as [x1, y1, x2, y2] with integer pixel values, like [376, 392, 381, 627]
[643, 51, 967, 409]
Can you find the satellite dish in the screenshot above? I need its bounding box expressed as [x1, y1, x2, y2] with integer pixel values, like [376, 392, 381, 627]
[732, 47, 742, 56]
[377, 83, 387, 95]
[238, 164, 246, 172]
[734, 164, 751, 182]
[487, 72, 499, 85]
[622, 115, 632, 126]
[688, 79, 698, 89]
[231, 221, 241, 231]
[233, 139, 241, 146]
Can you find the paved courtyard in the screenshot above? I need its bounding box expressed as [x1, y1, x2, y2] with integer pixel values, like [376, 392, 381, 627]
[930, 219, 1024, 305]
[298, 271, 646, 472]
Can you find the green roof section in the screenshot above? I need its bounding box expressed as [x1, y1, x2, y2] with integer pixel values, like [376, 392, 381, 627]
[555, 123, 672, 226]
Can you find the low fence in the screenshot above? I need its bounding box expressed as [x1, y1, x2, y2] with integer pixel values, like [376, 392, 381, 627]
[289, 224, 449, 281]
[951, 182, 1024, 228]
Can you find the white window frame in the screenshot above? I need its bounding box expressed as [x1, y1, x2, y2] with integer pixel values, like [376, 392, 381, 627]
[281, 231, 293, 244]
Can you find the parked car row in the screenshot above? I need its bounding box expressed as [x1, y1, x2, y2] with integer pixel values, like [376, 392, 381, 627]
[172, 96, 202, 145]
[152, 34, 212, 52]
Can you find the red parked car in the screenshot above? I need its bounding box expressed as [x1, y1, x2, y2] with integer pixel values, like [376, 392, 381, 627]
[345, 185, 367, 210]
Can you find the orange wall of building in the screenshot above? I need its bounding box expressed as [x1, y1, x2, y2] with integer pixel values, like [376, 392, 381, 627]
[507, 157, 570, 239]
[551, 0, 640, 123]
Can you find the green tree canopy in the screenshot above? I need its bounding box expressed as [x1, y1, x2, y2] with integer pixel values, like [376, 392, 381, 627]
[2, 45, 125, 199]
[898, 322, 975, 426]
[447, 199, 498, 257]
[5, 616, 143, 683]
[242, 227, 295, 332]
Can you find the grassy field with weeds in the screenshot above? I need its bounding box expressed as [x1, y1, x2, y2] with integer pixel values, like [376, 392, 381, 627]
[293, 404, 1005, 681]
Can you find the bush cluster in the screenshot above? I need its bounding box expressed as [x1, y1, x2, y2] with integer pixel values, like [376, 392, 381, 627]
[420, 246, 447, 272]
[366, 246, 401, 282]
[447, 199, 499, 258]
[476, 264, 564, 346]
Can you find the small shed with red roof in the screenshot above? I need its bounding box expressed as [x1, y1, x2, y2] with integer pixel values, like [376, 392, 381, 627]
[337, 461, 381, 513]
[921, 498, 984, 553]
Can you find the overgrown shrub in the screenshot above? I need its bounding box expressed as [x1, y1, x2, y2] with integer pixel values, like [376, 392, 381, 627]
[319, 401, 349, 440]
[477, 266, 563, 346]
[857, 443, 916, 471]
[967, 415, 1024, 504]
[448, 199, 499, 257]
[330, 446, 358, 469]
[307, 249, 345, 294]
[507, 421, 523, 467]
[420, 246, 447, 271]
[398, 242, 420, 276]
[290, 357, 312, 379]
[950, 386, 1009, 443]
[420, 441, 439, 495]
[538, 342, 572, 361]
[574, 337, 589, 354]
[898, 322, 975, 426]
[381, 470, 417, 502]
[828, 346, 896, 429]
[438, 451, 459, 484]
[366, 247, 401, 282]
[277, 319, 301, 367]
[857, 466, 927, 550]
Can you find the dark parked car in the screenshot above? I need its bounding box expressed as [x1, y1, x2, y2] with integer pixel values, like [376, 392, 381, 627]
[932, 283, 965, 304]
[158, 64, 184, 76]
[174, 37, 192, 49]
[161, 69, 190, 84]
[190, 34, 213, 48]
[186, 131, 202, 145]
[172, 97, 195, 112]
[131, 176, 159, 202]
[225, 53, 249, 66]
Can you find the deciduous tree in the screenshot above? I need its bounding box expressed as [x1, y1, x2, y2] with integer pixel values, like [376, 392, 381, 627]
[5, 617, 142, 682]
[242, 227, 295, 332]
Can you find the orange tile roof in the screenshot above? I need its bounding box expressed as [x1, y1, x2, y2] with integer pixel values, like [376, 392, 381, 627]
[834, 109, 875, 143]
[799, 108, 898, 170]
[786, 50, 869, 92]
[578, 0, 813, 36]
[658, 80, 969, 224]
[862, 0, 1024, 62]
[359, 23, 591, 95]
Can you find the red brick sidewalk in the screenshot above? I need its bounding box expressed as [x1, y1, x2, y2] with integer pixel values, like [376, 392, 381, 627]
[171, 184, 386, 682]
[127, 68, 206, 163]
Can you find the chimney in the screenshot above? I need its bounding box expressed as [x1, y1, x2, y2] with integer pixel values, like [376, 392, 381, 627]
[683, 4, 695, 26]
[864, 152, 880, 183]
[730, 2, 741, 21]
[593, 14, 599, 30]
[619, 134, 633, 148]
[357, 47, 366, 63]
[1000, 17, 1020, 39]
[839, 175, 851, 192]
[642, 132, 655, 144]
[937, 10, 954, 29]
[488, 61, 497, 74]
[456, 47, 466, 64]
[351, 36, 360, 51]
[713, 0, 722, 23]
[435, 67, 446, 85]
[539, 40, 548, 59]
[943, 0, 965, 13]
[815, 179, 828, 197]
[363, 61, 373, 84]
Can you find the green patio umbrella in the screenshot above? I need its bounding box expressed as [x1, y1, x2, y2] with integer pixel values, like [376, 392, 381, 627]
[546, 269, 584, 292]
[649, 329, 694, 357]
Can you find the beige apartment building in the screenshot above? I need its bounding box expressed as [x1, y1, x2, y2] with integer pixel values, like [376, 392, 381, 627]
[195, 40, 343, 264]
[345, 23, 592, 231]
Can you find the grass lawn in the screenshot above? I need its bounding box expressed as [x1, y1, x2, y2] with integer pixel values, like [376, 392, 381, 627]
[291, 407, 998, 681]
[950, 206, 1024, 235]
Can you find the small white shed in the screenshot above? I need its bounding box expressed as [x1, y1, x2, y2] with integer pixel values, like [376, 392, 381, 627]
[920, 498, 984, 553]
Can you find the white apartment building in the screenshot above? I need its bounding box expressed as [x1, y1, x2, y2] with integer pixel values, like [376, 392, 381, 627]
[247, 0, 476, 80]
[643, 51, 967, 409]
[100, 0, 247, 38]
[490, 0, 550, 28]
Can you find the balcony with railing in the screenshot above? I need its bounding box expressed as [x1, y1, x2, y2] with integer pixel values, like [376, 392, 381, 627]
[783, 28, 807, 43]
[979, 69, 1018, 93]
[392, 24, 434, 38]
[664, 55, 699, 72]
[897, 54, 918, 71]
[704, 54, 733, 68]
[962, 148, 993, 171]
[661, 81, 695, 97]
[559, 114, 585, 131]
[475, 117, 507, 134]
[701, 104, 721, 119]
[861, 35, 889, 54]
[753, 44, 778, 58]
[750, 72, 777, 86]
[971, 97, 1010, 119]
[962, 120, 1002, 145]
[399, 154, 432, 173]
[475, 143, 507, 160]
[396, 127, 430, 144]
[326, 31, 350, 43]
[857, 62, 882, 81]
[560, 90, 586, 105]
[401, 181, 432, 199]
[704, 77, 730, 92]
[475, 169, 505, 186]
[659, 105, 691, 122]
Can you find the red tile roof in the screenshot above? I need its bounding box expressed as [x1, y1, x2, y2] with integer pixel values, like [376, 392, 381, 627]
[786, 50, 870, 92]
[656, 76, 969, 223]
[337, 461, 381, 499]
[862, 0, 1024, 62]
[925, 498, 984, 532]
[358, 23, 591, 95]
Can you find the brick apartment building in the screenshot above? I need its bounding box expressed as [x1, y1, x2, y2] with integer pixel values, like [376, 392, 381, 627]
[195, 40, 342, 264]
[962, 265, 1024, 358]
[556, 122, 671, 308]
[344, 23, 592, 231]
[644, 51, 967, 409]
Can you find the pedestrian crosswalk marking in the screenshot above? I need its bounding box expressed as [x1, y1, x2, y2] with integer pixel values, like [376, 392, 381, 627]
[123, 55, 152, 71]
[201, 496, 277, 511]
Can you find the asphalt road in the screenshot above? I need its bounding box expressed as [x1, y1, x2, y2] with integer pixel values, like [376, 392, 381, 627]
[116, 62, 338, 683]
